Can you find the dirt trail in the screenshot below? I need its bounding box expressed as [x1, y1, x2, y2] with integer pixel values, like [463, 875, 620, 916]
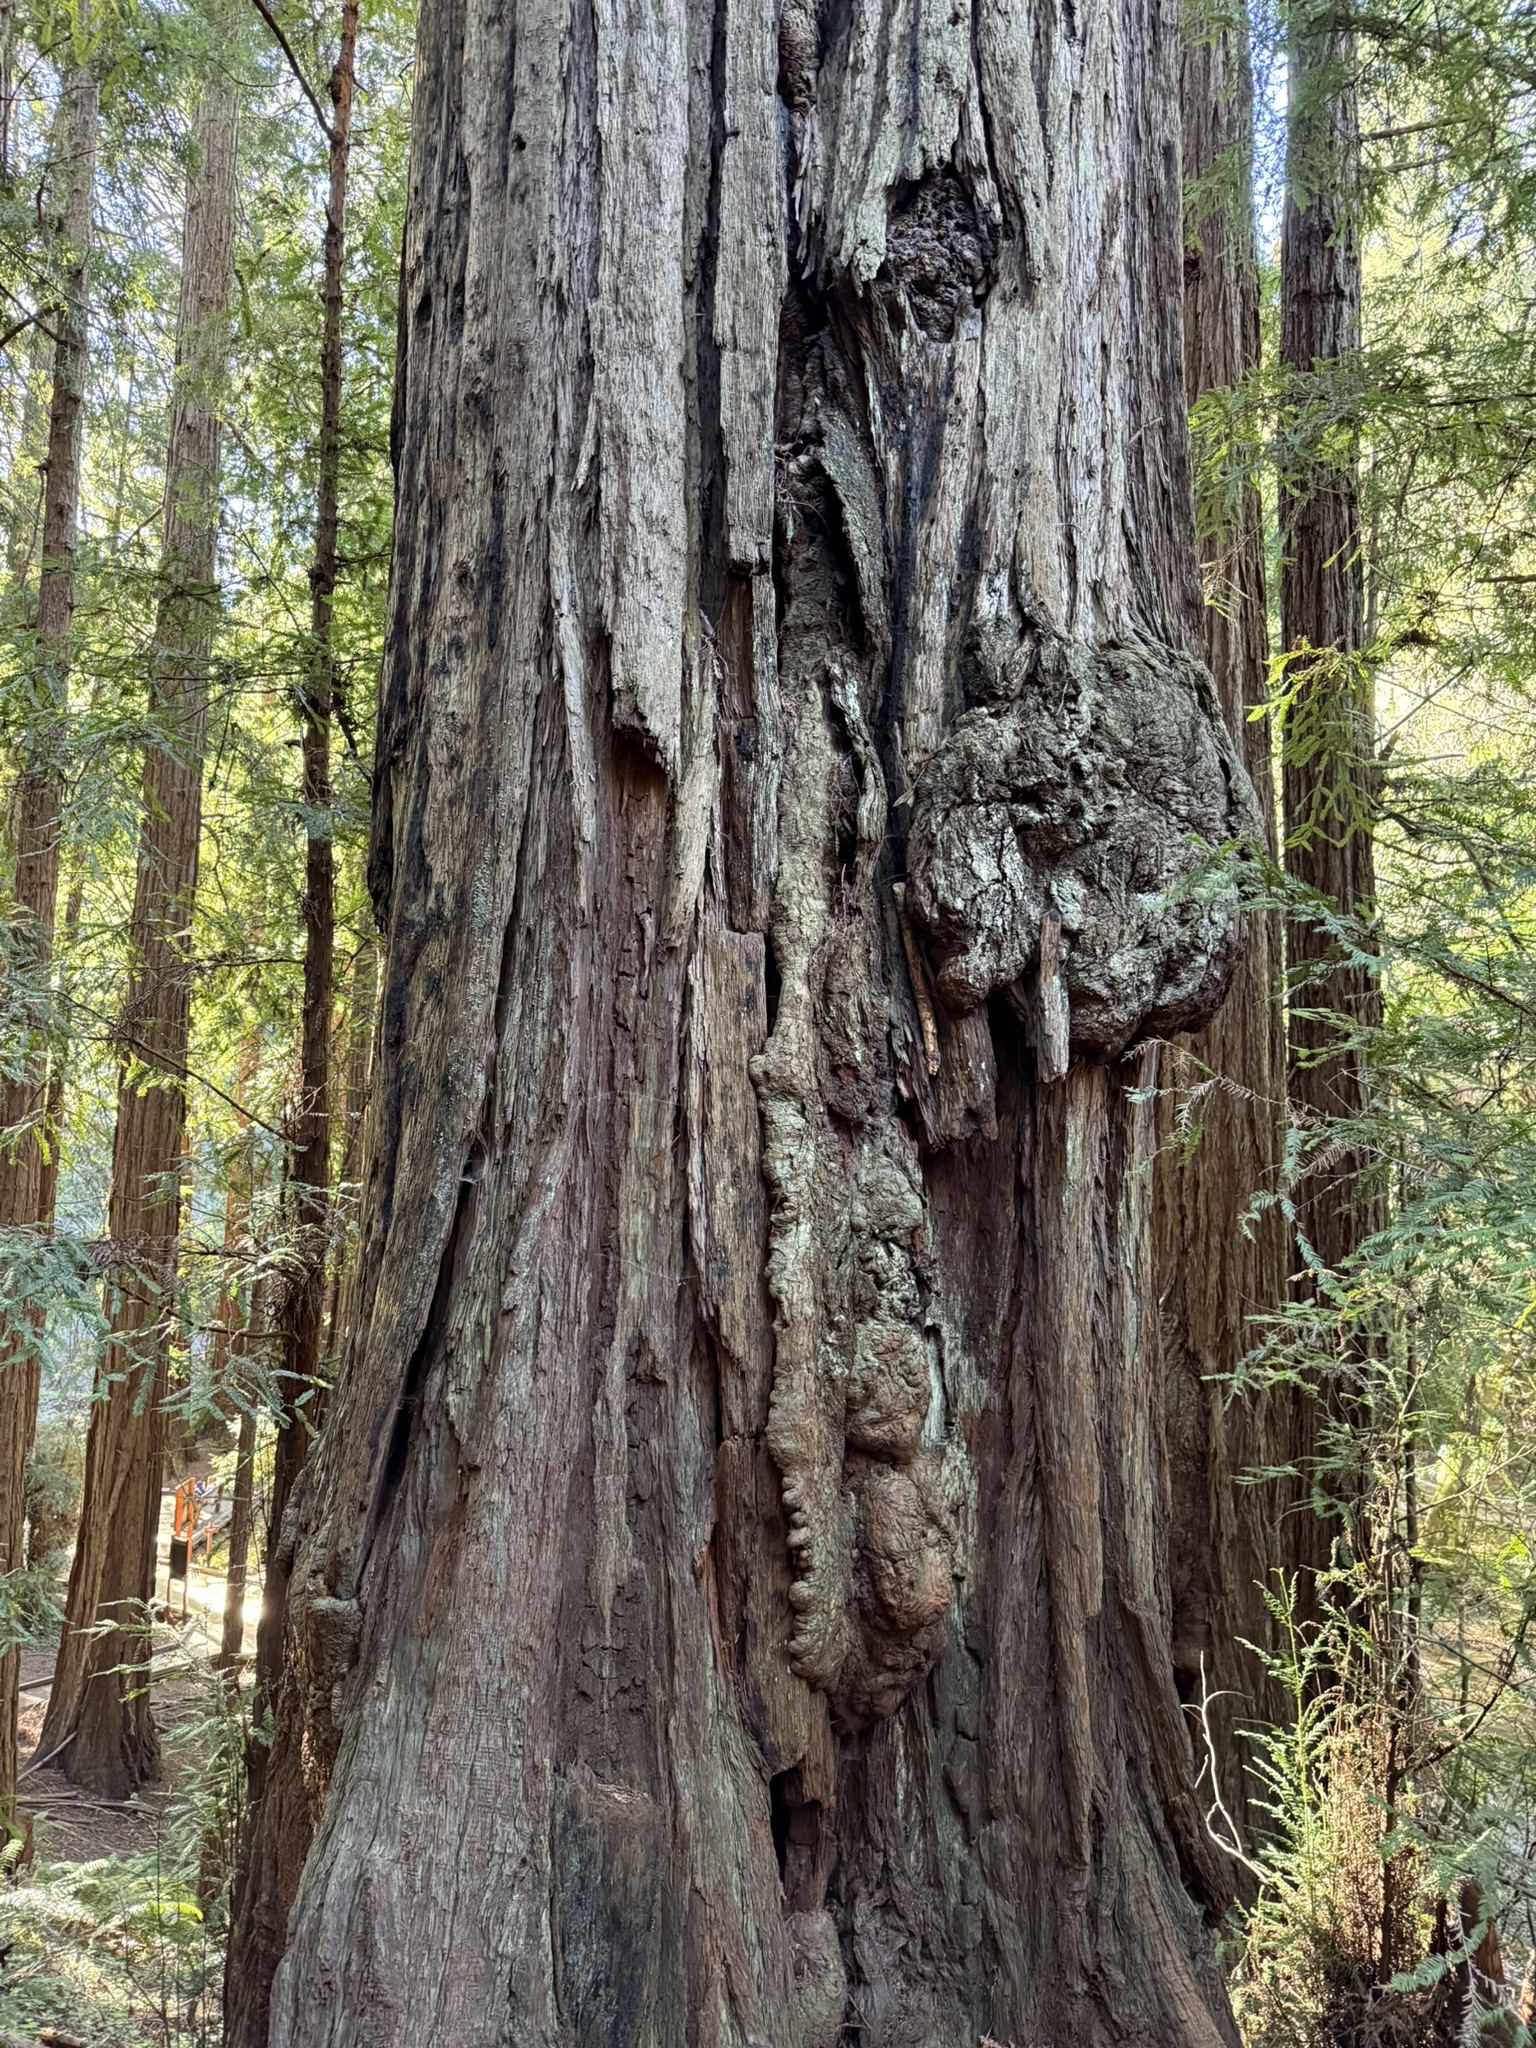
[15, 1487, 262, 1867]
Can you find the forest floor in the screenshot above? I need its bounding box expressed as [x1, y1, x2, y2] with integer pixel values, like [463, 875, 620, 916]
[0, 1487, 256, 2047]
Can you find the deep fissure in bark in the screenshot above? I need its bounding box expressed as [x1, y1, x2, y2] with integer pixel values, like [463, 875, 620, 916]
[242, 0, 1268, 2041]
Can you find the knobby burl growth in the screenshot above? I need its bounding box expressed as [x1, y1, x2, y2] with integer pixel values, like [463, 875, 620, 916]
[909, 622, 1260, 1063]
[753, 623, 1255, 1729]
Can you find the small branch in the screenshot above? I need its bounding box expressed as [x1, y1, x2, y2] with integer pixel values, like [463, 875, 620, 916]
[0, 304, 44, 351]
[114, 1028, 292, 1138]
[1360, 117, 1466, 143]
[248, 0, 333, 139]
[17, 1729, 74, 1781]
[0, 277, 61, 346]
[66, 993, 290, 1138]
[1421, 953, 1536, 1027]
[1196, 1655, 1271, 1888]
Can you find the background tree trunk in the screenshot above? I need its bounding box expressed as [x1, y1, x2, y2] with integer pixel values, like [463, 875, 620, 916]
[39, 83, 238, 1798]
[0, 40, 98, 1823]
[196, 1029, 260, 1441]
[1280, 4, 1382, 1276]
[240, 1, 1261, 2041]
[265, 0, 358, 1569]
[319, 937, 377, 1352]
[1155, 17, 1301, 1869]
[220, 1278, 266, 1668]
[229, 22, 358, 2007]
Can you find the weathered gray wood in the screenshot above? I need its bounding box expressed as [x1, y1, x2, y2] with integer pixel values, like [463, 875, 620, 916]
[248, 0, 1258, 2040]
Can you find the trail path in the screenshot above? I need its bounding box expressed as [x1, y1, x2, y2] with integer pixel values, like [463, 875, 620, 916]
[16, 1485, 262, 1866]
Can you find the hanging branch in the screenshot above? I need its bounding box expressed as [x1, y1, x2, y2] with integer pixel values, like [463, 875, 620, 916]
[247, 0, 332, 139]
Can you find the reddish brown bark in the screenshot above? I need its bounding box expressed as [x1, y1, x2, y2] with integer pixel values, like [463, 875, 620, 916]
[320, 939, 377, 1356]
[1276, 8, 1386, 1618]
[38, 85, 238, 1797]
[226, 12, 359, 2031]
[266, 0, 357, 1540]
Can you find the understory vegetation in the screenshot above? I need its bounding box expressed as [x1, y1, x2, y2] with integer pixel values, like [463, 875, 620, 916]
[1190, 1, 1536, 2038]
[0, 1642, 243, 2046]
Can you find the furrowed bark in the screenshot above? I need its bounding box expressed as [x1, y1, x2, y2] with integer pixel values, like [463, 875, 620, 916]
[1278, 4, 1385, 1603]
[1155, 16, 1301, 1871]
[39, 84, 238, 1798]
[247, 1, 1260, 2041]
[0, 39, 98, 1823]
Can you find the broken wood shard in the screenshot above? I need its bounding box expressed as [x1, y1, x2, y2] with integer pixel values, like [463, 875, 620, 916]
[892, 880, 941, 1077]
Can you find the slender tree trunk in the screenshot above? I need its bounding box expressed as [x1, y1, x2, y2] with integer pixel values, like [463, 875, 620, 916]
[1280, 5, 1382, 1275]
[34, 880, 83, 1241]
[240, 1, 1263, 2040]
[319, 937, 377, 1354]
[38, 84, 238, 1799]
[1155, 17, 1301, 1868]
[198, 1029, 260, 1449]
[1279, 5, 1384, 1605]
[228, 23, 358, 2001]
[220, 1278, 266, 1668]
[0, 0, 13, 184]
[2, 329, 53, 586]
[260, 0, 358, 1674]
[0, 41, 98, 1824]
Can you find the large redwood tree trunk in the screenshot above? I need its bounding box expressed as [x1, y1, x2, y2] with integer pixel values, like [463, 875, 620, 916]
[239, 1, 1261, 2040]
[39, 84, 238, 1797]
[0, 41, 99, 1820]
